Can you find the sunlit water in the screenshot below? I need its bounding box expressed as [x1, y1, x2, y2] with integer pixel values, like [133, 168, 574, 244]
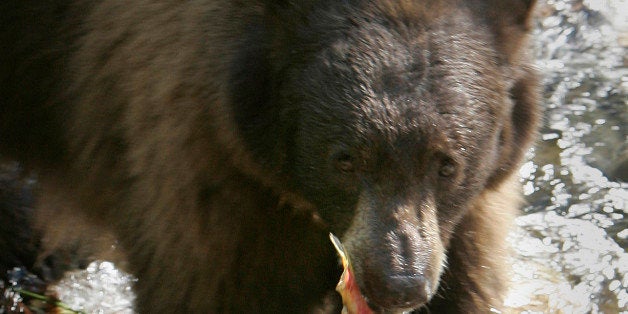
[505, 0, 628, 313]
[3, 0, 627, 313]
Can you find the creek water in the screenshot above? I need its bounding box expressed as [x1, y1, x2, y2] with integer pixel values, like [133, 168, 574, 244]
[2, 0, 627, 313]
[504, 0, 627, 313]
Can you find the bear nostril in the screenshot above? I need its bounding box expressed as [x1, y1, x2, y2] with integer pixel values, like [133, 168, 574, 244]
[388, 274, 431, 307]
[364, 273, 432, 311]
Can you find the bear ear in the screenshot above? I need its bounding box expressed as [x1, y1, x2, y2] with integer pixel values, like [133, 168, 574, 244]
[470, 0, 538, 61]
[487, 66, 542, 188]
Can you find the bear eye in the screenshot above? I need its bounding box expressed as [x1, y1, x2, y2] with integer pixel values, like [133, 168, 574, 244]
[438, 160, 456, 177]
[334, 152, 355, 173]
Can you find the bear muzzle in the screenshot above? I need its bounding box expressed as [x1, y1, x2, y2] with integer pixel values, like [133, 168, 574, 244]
[361, 263, 436, 312]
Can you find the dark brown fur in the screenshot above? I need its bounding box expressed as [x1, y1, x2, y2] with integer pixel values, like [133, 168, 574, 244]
[0, 0, 540, 313]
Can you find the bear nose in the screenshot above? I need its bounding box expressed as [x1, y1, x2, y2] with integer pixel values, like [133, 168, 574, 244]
[364, 273, 432, 311]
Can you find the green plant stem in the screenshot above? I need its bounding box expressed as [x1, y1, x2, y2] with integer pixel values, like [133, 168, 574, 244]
[12, 288, 87, 314]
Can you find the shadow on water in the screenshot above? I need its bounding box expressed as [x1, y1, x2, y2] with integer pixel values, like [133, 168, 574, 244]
[1, 0, 626, 313]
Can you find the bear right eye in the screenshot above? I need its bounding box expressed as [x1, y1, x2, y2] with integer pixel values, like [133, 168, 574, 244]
[439, 162, 456, 177]
[334, 152, 355, 173]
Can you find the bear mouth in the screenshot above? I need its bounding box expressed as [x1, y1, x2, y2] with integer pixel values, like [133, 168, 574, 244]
[330, 233, 426, 314]
[330, 233, 375, 314]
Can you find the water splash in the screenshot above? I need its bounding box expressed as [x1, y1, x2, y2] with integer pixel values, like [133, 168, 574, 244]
[50, 261, 135, 314]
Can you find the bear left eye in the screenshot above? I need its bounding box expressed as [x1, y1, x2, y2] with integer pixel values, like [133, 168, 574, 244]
[438, 161, 456, 177]
[334, 152, 355, 173]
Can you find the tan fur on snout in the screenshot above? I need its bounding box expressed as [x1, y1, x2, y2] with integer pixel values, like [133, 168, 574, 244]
[341, 191, 445, 306]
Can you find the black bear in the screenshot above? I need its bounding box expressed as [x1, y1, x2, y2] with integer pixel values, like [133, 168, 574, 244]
[0, 0, 540, 312]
